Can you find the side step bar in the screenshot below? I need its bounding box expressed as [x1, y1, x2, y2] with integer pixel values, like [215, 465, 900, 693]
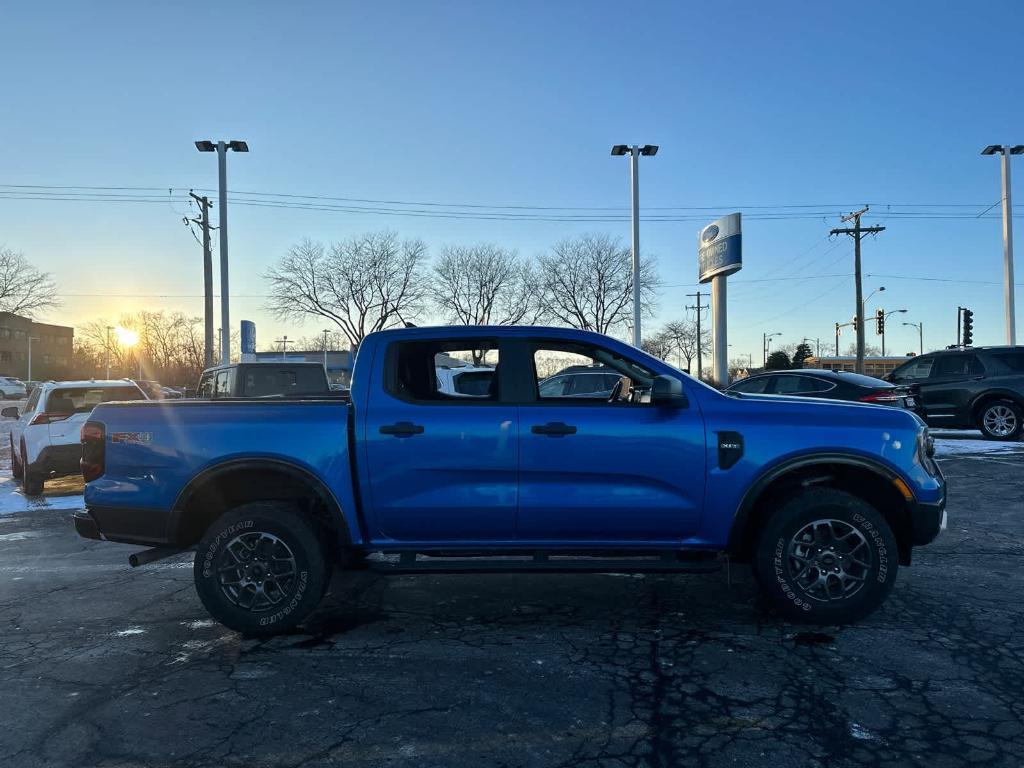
[366, 551, 723, 575]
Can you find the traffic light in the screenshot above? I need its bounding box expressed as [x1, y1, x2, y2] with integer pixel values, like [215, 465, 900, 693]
[852, 316, 859, 332]
[876, 308, 885, 335]
[962, 308, 974, 346]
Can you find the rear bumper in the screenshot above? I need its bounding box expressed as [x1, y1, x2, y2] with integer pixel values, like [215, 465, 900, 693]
[32, 444, 82, 476]
[74, 505, 176, 546]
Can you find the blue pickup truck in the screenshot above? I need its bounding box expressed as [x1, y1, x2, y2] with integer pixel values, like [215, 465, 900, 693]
[75, 325, 946, 634]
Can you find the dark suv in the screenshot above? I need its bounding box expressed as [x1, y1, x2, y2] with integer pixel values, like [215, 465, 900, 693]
[886, 347, 1024, 440]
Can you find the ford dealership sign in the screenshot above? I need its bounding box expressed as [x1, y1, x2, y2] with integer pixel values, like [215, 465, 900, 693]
[698, 213, 742, 283]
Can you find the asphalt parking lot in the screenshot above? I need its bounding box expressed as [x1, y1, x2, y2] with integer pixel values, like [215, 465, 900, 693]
[1, 437, 1022, 768]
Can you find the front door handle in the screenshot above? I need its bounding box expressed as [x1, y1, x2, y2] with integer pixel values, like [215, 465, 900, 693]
[531, 421, 577, 437]
[379, 421, 425, 438]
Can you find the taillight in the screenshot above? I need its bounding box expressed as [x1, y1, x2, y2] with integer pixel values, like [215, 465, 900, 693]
[29, 412, 72, 426]
[81, 421, 105, 482]
[859, 390, 900, 403]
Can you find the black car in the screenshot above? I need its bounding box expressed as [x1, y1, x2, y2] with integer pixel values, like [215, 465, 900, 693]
[726, 369, 917, 409]
[886, 346, 1024, 440]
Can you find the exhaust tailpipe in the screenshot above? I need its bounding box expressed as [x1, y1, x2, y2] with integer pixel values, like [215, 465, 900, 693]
[128, 547, 183, 568]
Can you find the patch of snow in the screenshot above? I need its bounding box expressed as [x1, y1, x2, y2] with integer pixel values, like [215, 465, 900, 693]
[0, 476, 84, 516]
[114, 627, 146, 637]
[932, 437, 1023, 457]
[849, 722, 881, 742]
[0, 530, 44, 542]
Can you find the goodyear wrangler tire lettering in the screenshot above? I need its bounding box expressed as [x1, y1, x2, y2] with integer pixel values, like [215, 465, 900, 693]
[193, 504, 330, 636]
[754, 487, 899, 625]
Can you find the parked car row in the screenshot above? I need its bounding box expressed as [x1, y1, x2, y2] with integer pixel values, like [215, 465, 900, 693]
[729, 345, 1024, 441]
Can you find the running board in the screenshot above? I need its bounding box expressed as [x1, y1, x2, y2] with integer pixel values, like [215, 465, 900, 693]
[366, 551, 723, 575]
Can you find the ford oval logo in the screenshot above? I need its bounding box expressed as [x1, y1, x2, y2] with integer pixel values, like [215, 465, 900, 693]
[701, 224, 720, 243]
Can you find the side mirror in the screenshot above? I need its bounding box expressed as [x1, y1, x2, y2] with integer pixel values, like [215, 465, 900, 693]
[651, 375, 687, 408]
[1, 406, 19, 418]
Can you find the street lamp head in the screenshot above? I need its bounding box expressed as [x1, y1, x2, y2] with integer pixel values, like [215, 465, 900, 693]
[1010, 145, 1024, 155]
[610, 144, 629, 156]
[195, 140, 216, 152]
[897, 308, 908, 313]
[879, 286, 886, 292]
[228, 140, 249, 153]
[639, 144, 659, 156]
[981, 145, 1003, 156]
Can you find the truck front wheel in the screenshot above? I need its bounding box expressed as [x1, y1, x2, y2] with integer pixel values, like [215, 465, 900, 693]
[194, 502, 331, 635]
[753, 488, 899, 624]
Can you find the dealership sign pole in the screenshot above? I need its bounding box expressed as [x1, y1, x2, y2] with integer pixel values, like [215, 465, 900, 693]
[698, 213, 742, 386]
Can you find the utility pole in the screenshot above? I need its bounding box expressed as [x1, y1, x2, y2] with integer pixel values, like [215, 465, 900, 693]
[322, 329, 330, 372]
[686, 291, 708, 379]
[188, 192, 215, 368]
[831, 207, 885, 374]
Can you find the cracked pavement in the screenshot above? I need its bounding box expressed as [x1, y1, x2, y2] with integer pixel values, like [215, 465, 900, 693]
[0, 449, 1022, 767]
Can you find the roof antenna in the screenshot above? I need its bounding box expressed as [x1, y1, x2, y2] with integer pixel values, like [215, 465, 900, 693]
[404, 322, 417, 328]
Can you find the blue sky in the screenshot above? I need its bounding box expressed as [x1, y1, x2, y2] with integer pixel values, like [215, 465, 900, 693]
[1, 0, 1022, 362]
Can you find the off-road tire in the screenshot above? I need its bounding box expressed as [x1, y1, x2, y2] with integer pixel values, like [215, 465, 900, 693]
[978, 399, 1023, 441]
[194, 502, 331, 636]
[754, 488, 899, 624]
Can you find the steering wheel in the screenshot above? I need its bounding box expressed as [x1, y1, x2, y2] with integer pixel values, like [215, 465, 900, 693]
[608, 378, 625, 403]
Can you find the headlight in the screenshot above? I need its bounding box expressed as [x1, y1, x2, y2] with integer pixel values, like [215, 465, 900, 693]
[917, 426, 938, 474]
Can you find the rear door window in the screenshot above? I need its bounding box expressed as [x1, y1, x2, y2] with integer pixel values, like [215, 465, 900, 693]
[197, 371, 215, 399]
[988, 352, 1024, 372]
[933, 354, 984, 378]
[730, 377, 769, 394]
[388, 340, 500, 402]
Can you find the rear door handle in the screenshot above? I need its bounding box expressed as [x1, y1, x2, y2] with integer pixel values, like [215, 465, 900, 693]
[379, 421, 425, 438]
[531, 421, 577, 437]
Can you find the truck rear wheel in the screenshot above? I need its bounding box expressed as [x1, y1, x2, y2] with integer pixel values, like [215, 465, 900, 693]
[753, 488, 898, 624]
[193, 502, 331, 636]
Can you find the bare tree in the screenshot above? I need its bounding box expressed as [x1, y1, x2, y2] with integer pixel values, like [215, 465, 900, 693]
[430, 244, 538, 327]
[0, 247, 60, 317]
[72, 312, 207, 385]
[659, 318, 712, 373]
[640, 328, 675, 360]
[536, 233, 658, 335]
[264, 232, 428, 349]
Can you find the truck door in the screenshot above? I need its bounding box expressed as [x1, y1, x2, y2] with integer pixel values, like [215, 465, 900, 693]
[362, 337, 517, 543]
[513, 339, 705, 543]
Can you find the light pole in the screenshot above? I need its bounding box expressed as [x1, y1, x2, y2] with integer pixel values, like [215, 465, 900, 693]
[27, 337, 39, 381]
[863, 285, 885, 312]
[803, 337, 821, 358]
[105, 325, 114, 378]
[763, 332, 781, 367]
[981, 145, 1023, 345]
[611, 143, 658, 347]
[196, 139, 249, 365]
[881, 309, 908, 356]
[275, 336, 291, 360]
[322, 329, 330, 372]
[903, 321, 924, 356]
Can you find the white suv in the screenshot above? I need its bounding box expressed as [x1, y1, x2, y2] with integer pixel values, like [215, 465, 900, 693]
[3, 380, 147, 495]
[0, 377, 27, 399]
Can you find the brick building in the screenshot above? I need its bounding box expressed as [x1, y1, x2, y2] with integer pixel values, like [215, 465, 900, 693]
[0, 312, 74, 381]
